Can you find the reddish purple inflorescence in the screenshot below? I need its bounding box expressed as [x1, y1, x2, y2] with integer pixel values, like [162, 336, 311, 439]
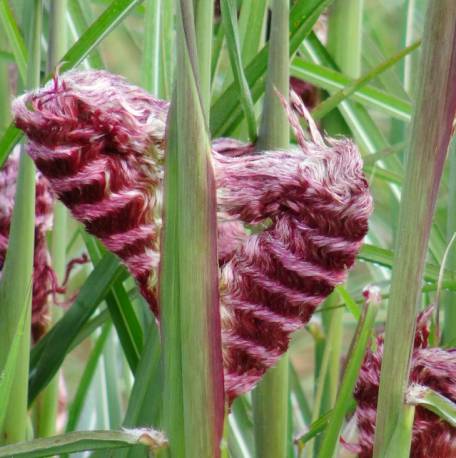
[0, 148, 54, 339]
[349, 310, 456, 458]
[12, 70, 373, 400]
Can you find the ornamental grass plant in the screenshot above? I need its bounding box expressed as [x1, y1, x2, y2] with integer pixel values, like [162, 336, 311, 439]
[0, 1, 456, 458]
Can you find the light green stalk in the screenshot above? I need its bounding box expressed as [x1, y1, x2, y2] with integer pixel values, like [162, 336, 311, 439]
[142, 0, 162, 95]
[443, 135, 456, 346]
[314, 3, 364, 454]
[34, 0, 68, 439]
[0, 0, 42, 444]
[252, 2, 289, 458]
[160, 1, 224, 457]
[373, 2, 456, 456]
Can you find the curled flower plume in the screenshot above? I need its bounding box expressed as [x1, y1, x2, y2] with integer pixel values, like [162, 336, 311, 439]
[0, 148, 54, 339]
[349, 309, 456, 457]
[13, 71, 169, 315]
[12, 70, 372, 399]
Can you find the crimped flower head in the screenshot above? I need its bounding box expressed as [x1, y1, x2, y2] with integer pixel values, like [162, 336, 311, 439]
[0, 148, 54, 339]
[350, 309, 456, 458]
[214, 94, 372, 399]
[13, 70, 373, 400]
[13, 70, 169, 314]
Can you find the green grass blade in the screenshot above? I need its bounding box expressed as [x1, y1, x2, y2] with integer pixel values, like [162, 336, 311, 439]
[0, 0, 27, 82]
[317, 295, 380, 458]
[210, 0, 334, 137]
[407, 385, 456, 427]
[0, 428, 167, 457]
[83, 235, 144, 373]
[65, 321, 112, 432]
[0, 124, 23, 166]
[66, 0, 105, 68]
[28, 253, 126, 405]
[358, 244, 456, 287]
[252, 2, 289, 458]
[0, 0, 42, 444]
[59, 0, 143, 73]
[220, 0, 257, 140]
[312, 40, 420, 120]
[0, 300, 30, 434]
[291, 59, 412, 121]
[238, 0, 267, 64]
[373, 2, 456, 455]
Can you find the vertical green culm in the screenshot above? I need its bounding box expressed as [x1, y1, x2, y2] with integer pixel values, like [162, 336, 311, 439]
[252, 1, 290, 458]
[373, 2, 456, 456]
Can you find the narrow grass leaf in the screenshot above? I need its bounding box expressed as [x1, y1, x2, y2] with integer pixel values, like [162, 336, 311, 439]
[210, 0, 334, 137]
[220, 0, 257, 140]
[0, 0, 27, 82]
[317, 294, 380, 457]
[65, 322, 112, 432]
[312, 40, 420, 120]
[28, 253, 126, 404]
[83, 235, 144, 373]
[0, 298, 29, 434]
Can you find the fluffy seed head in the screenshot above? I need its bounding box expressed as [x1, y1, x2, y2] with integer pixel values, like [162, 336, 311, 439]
[13, 70, 372, 400]
[349, 309, 456, 457]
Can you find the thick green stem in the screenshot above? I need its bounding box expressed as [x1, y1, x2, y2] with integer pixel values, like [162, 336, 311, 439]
[252, 2, 289, 458]
[312, 3, 364, 455]
[34, 0, 68, 439]
[0, 0, 42, 444]
[373, 2, 456, 456]
[160, 1, 223, 457]
[142, 0, 162, 95]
